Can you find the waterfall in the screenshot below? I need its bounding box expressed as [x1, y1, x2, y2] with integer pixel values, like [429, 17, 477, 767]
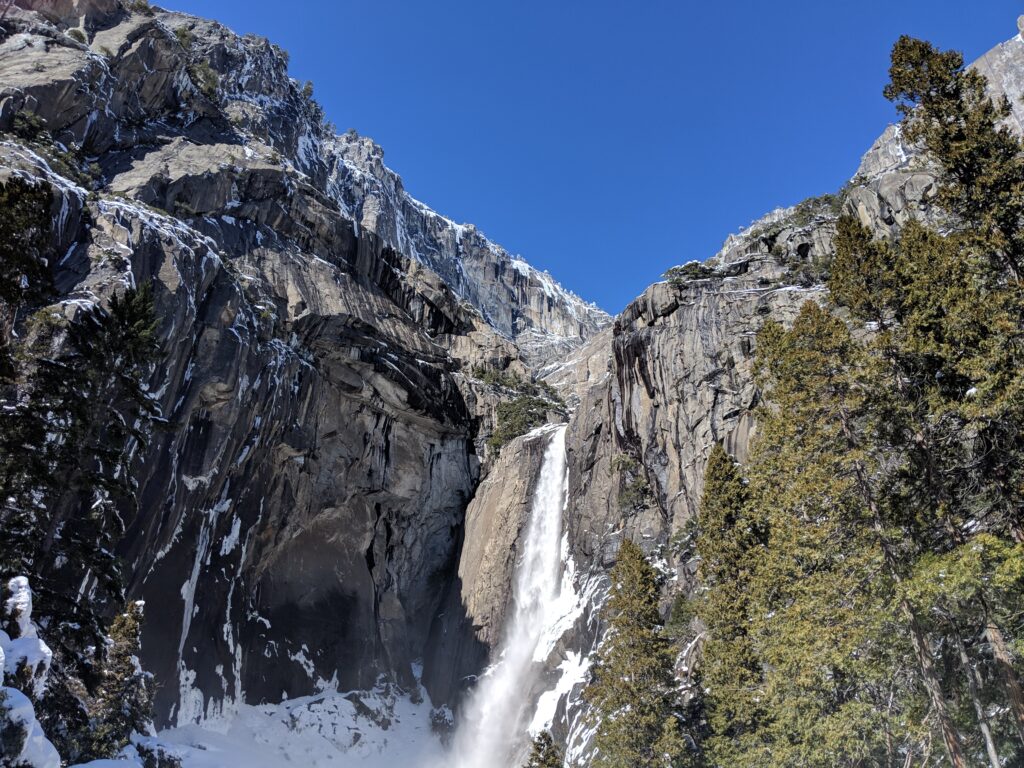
[448, 424, 570, 768]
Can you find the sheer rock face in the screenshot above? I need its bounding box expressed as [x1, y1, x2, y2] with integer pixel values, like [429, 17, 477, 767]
[3, 136, 485, 722]
[0, 2, 603, 726]
[422, 428, 553, 705]
[563, 279, 821, 567]
[327, 133, 611, 369]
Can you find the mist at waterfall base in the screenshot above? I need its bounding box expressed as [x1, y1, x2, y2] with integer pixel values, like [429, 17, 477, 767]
[445, 424, 575, 768]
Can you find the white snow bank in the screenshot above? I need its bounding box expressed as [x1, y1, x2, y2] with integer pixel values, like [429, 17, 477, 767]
[1, 576, 60, 768]
[0, 687, 61, 768]
[164, 692, 443, 767]
[75, 686, 446, 768]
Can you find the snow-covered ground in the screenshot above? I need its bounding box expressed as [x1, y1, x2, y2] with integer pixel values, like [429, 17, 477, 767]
[73, 686, 447, 768]
[153, 689, 445, 768]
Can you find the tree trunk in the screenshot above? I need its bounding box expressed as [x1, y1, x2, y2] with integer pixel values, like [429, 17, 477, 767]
[986, 617, 1024, 746]
[950, 620, 1001, 768]
[903, 605, 967, 768]
[837, 410, 969, 768]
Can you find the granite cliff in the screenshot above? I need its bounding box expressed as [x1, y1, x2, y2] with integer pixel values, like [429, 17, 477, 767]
[3, 1, 1024, 765]
[0, 0, 606, 729]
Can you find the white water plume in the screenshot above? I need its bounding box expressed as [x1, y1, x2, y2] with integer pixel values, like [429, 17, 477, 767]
[448, 424, 571, 768]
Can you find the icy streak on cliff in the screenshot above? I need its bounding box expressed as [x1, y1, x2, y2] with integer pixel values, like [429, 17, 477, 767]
[449, 424, 571, 768]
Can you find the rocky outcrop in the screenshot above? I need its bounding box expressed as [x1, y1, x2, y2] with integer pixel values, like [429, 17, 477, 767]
[327, 133, 610, 369]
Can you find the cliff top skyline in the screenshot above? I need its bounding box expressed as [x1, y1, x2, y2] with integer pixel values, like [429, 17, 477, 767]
[166, 0, 1019, 312]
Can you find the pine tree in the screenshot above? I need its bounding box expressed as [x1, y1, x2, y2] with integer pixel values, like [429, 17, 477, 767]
[87, 601, 154, 760]
[0, 176, 52, 363]
[0, 284, 160, 763]
[828, 214, 897, 329]
[525, 730, 563, 768]
[0, 177, 54, 577]
[695, 445, 764, 765]
[885, 35, 1024, 282]
[827, 35, 1024, 762]
[586, 539, 695, 768]
[877, 33, 1024, 554]
[12, 284, 161, 656]
[734, 303, 922, 767]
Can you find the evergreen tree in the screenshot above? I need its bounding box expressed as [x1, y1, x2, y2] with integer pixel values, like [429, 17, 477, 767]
[737, 304, 924, 767]
[87, 601, 154, 761]
[697, 34, 1024, 767]
[0, 176, 52, 363]
[525, 730, 563, 768]
[0, 177, 54, 577]
[885, 35, 1024, 282]
[828, 212, 1024, 766]
[829, 35, 1024, 762]
[586, 539, 695, 768]
[884, 37, 1024, 555]
[0, 284, 160, 763]
[694, 445, 764, 765]
[830, 218, 978, 766]
[3, 284, 161, 653]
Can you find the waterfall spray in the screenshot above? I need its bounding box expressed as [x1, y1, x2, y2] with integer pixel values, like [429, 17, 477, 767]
[448, 424, 570, 768]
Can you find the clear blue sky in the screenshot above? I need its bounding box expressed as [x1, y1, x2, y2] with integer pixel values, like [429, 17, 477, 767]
[167, 1, 1021, 313]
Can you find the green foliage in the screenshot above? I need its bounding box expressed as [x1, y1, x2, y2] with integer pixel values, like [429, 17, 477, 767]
[524, 730, 563, 768]
[0, 177, 52, 356]
[472, 364, 563, 402]
[0, 687, 34, 761]
[694, 445, 766, 765]
[746, 305, 919, 766]
[85, 602, 153, 760]
[611, 452, 650, 510]
[67, 28, 86, 44]
[173, 26, 193, 49]
[136, 742, 183, 768]
[748, 189, 849, 246]
[487, 396, 553, 452]
[3, 112, 104, 188]
[586, 540, 698, 767]
[742, 186, 860, 287]
[691, 35, 1024, 768]
[610, 453, 637, 474]
[885, 35, 1024, 281]
[789, 190, 846, 226]
[127, 0, 154, 15]
[478, 365, 565, 453]
[617, 476, 650, 511]
[662, 592, 692, 642]
[0, 285, 161, 762]
[828, 215, 898, 325]
[190, 59, 219, 100]
[11, 111, 48, 143]
[665, 261, 715, 284]
[302, 80, 315, 100]
[5, 284, 159, 629]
